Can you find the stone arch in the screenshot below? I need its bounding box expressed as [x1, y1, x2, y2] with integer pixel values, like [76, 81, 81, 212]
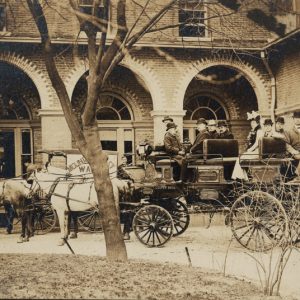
[174, 57, 270, 115]
[0, 52, 51, 109]
[65, 55, 164, 111]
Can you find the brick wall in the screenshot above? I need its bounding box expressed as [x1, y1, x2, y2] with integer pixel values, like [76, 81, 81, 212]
[3, 0, 278, 47]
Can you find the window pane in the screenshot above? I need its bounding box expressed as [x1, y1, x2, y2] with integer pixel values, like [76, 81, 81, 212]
[97, 107, 119, 120]
[0, 6, 5, 32]
[183, 129, 189, 141]
[179, 9, 205, 37]
[119, 108, 131, 120]
[124, 141, 133, 164]
[21, 130, 31, 155]
[101, 141, 117, 151]
[0, 131, 15, 178]
[193, 108, 215, 120]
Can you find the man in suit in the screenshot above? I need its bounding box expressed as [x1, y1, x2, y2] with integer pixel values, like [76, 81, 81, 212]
[190, 118, 210, 154]
[217, 120, 234, 139]
[284, 111, 300, 182]
[207, 119, 219, 139]
[164, 122, 186, 181]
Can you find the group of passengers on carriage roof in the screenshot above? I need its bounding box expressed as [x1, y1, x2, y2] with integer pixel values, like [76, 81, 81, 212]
[160, 110, 300, 184]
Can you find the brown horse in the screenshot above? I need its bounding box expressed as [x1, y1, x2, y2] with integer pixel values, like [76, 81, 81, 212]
[0, 178, 35, 242]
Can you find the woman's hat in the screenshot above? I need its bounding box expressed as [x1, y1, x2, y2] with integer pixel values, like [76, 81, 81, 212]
[162, 116, 173, 123]
[263, 118, 273, 126]
[166, 122, 177, 131]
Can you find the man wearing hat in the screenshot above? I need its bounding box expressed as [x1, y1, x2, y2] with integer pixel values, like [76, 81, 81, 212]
[275, 116, 285, 134]
[162, 116, 174, 124]
[217, 120, 234, 139]
[283, 111, 300, 182]
[207, 119, 219, 139]
[190, 118, 210, 154]
[164, 122, 186, 181]
[263, 119, 274, 137]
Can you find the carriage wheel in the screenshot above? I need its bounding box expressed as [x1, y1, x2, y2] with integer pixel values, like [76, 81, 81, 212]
[34, 202, 57, 235]
[133, 205, 173, 247]
[229, 191, 288, 252]
[169, 199, 190, 237]
[77, 208, 103, 232]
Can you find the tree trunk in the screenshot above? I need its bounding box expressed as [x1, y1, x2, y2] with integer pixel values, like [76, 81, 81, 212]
[83, 125, 127, 261]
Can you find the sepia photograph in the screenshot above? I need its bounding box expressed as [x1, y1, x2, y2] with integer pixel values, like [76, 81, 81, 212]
[0, 0, 300, 299]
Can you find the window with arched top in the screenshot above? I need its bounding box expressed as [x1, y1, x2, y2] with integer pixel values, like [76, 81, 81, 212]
[96, 93, 133, 164]
[96, 95, 131, 120]
[184, 95, 227, 120]
[183, 95, 228, 143]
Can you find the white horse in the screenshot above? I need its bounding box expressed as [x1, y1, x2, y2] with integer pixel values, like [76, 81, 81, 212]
[0, 178, 35, 242]
[28, 165, 132, 245]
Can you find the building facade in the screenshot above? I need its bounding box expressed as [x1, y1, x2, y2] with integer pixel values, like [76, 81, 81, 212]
[0, 0, 299, 177]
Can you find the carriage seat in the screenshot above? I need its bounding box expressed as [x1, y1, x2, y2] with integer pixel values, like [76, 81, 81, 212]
[148, 145, 177, 166]
[259, 137, 286, 160]
[204, 139, 239, 162]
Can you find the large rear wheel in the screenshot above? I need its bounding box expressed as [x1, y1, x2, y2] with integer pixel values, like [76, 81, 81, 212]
[34, 201, 57, 235]
[230, 191, 287, 252]
[169, 199, 190, 237]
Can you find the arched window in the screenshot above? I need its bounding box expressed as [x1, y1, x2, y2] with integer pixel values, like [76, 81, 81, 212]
[184, 95, 227, 120]
[96, 93, 133, 164]
[96, 95, 131, 120]
[183, 95, 228, 143]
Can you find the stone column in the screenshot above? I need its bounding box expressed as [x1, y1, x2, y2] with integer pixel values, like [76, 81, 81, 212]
[150, 110, 186, 146]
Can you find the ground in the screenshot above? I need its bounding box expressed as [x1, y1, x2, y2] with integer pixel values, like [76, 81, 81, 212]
[0, 253, 267, 300]
[0, 221, 299, 299]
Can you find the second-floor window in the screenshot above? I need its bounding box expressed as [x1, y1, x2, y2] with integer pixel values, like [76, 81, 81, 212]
[0, 1, 6, 32]
[179, 2, 206, 37]
[79, 0, 106, 32]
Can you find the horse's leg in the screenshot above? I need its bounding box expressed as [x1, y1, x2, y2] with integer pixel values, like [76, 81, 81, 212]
[69, 212, 78, 239]
[56, 209, 67, 246]
[17, 213, 26, 243]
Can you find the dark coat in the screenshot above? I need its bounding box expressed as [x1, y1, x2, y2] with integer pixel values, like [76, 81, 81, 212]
[208, 130, 219, 139]
[164, 132, 182, 155]
[218, 131, 234, 139]
[190, 129, 210, 154]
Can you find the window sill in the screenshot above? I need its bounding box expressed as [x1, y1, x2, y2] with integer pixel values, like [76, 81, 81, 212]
[177, 36, 212, 42]
[0, 31, 11, 37]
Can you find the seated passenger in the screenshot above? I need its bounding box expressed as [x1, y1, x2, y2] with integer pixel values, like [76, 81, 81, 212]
[190, 118, 210, 154]
[207, 119, 219, 139]
[117, 156, 133, 181]
[282, 111, 300, 182]
[232, 112, 263, 180]
[217, 120, 234, 139]
[164, 122, 186, 181]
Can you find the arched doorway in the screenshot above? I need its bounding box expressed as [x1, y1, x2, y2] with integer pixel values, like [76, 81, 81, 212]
[0, 62, 40, 178]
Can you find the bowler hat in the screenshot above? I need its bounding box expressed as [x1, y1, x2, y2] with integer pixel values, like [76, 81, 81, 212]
[263, 118, 273, 126]
[218, 120, 228, 127]
[275, 116, 285, 124]
[292, 111, 300, 118]
[207, 119, 217, 126]
[196, 118, 207, 125]
[166, 122, 177, 131]
[162, 116, 173, 123]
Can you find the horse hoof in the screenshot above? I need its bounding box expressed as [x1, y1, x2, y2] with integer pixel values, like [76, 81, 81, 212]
[69, 233, 77, 239]
[17, 237, 23, 243]
[23, 237, 29, 242]
[57, 239, 65, 246]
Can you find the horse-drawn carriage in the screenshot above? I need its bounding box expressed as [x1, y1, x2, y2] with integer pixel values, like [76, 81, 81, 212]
[119, 137, 300, 251]
[3, 136, 299, 251]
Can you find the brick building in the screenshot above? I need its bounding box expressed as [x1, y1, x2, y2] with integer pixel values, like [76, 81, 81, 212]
[0, 0, 299, 177]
